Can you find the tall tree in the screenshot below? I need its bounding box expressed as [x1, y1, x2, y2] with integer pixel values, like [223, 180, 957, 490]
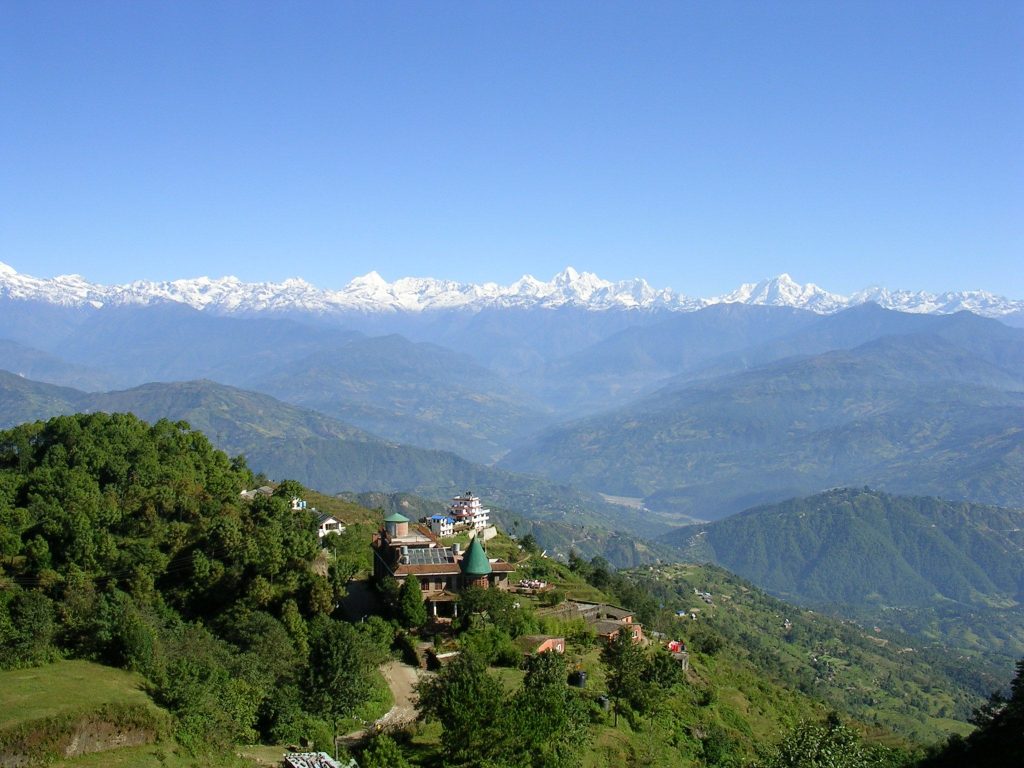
[306, 618, 378, 757]
[513, 651, 592, 768]
[397, 574, 427, 628]
[416, 650, 507, 765]
[600, 629, 649, 724]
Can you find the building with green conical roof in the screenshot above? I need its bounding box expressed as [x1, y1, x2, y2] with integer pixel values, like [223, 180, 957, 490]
[371, 497, 514, 621]
[460, 535, 493, 589]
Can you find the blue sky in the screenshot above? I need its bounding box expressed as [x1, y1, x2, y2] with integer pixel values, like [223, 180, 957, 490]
[1, 1, 1021, 297]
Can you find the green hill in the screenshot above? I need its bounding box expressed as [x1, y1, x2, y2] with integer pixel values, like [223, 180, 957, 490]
[0, 374, 661, 545]
[664, 489, 1024, 609]
[0, 412, 391, 761]
[1, 412, 1014, 768]
[661, 488, 1024, 659]
[501, 332, 1024, 520]
[601, 562, 1001, 745]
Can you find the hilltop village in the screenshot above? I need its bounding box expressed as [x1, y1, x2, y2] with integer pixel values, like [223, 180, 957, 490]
[367, 491, 665, 652]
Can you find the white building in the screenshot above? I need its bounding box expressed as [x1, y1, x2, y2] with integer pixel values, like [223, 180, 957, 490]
[448, 491, 490, 531]
[428, 514, 455, 537]
[316, 513, 346, 539]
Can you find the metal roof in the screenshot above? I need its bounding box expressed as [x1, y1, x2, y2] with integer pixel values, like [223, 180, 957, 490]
[459, 536, 492, 576]
[406, 546, 455, 566]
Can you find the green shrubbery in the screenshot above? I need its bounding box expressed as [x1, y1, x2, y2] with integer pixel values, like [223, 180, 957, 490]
[0, 413, 390, 754]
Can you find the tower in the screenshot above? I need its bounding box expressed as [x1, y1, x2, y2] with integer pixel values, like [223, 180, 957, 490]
[460, 535, 492, 589]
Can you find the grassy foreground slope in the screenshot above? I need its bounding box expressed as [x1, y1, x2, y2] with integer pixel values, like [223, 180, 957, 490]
[0, 660, 159, 729]
[615, 562, 989, 744]
[0, 661, 237, 768]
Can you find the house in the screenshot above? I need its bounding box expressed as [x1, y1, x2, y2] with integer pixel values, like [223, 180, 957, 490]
[537, 600, 645, 644]
[428, 514, 455, 537]
[291, 497, 308, 511]
[372, 512, 515, 618]
[316, 513, 346, 539]
[447, 491, 490, 531]
[516, 635, 565, 655]
[594, 620, 644, 644]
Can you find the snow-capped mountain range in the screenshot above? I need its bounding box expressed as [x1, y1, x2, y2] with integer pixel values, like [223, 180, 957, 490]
[1, 261, 1021, 318]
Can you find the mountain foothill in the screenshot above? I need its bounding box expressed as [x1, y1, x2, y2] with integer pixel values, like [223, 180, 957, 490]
[1, 274, 1022, 614]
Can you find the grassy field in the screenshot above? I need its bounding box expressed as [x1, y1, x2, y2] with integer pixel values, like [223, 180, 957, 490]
[0, 660, 159, 729]
[50, 744, 255, 768]
[0, 660, 267, 768]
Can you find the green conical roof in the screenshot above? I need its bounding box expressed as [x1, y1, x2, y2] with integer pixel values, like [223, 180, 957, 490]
[459, 536, 492, 576]
[383, 511, 410, 524]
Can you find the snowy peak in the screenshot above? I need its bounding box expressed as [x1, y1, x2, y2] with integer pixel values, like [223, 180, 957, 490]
[716, 274, 847, 313]
[0, 263, 1021, 319]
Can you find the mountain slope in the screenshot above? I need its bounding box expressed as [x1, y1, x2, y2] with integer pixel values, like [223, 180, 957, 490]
[44, 303, 362, 387]
[249, 333, 550, 462]
[9, 304, 551, 461]
[0, 373, 663, 546]
[663, 489, 1024, 609]
[0, 339, 116, 392]
[667, 304, 1024, 387]
[523, 304, 818, 414]
[501, 332, 1024, 518]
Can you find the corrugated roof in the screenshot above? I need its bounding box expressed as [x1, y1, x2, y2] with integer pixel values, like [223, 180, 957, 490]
[395, 563, 461, 576]
[284, 752, 347, 768]
[383, 511, 410, 523]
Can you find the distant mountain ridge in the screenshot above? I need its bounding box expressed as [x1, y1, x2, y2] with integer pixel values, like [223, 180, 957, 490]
[2, 261, 1022, 319]
[664, 488, 1024, 609]
[0, 372, 670, 550]
[501, 317, 1024, 518]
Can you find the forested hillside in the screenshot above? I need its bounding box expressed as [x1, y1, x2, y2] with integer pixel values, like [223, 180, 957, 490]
[585, 561, 1003, 744]
[666, 489, 1024, 608]
[0, 413, 392, 760]
[503, 332, 1024, 519]
[1, 414, 1020, 767]
[664, 489, 1024, 659]
[0, 375, 660, 545]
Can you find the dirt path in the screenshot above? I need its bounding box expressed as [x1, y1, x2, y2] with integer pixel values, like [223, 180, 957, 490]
[341, 659, 423, 742]
[375, 659, 421, 728]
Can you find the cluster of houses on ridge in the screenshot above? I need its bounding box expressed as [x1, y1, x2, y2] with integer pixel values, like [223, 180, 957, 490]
[242, 486, 688, 665]
[425, 490, 491, 536]
[371, 499, 514, 620]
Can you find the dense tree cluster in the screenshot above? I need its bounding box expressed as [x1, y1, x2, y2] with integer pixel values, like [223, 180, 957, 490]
[416, 648, 592, 768]
[0, 413, 387, 752]
[918, 659, 1024, 767]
